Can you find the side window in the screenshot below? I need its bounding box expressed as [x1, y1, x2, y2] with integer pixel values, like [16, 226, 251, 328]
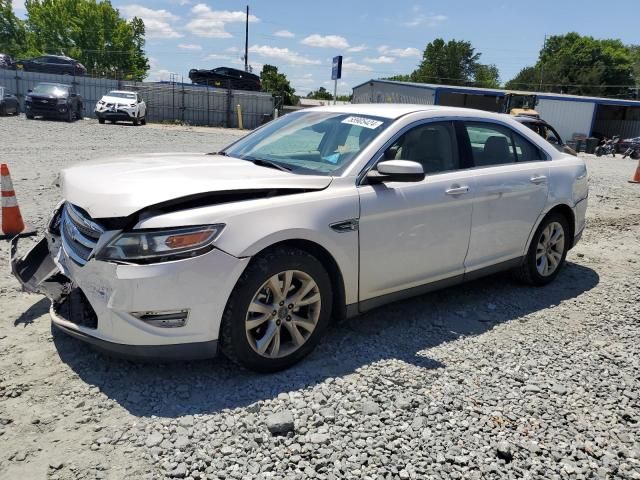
[383, 122, 459, 174]
[513, 132, 547, 162]
[464, 122, 516, 167]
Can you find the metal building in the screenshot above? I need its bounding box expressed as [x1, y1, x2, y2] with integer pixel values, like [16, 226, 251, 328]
[352, 79, 640, 140]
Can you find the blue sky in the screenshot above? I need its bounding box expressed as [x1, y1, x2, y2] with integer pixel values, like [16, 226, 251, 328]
[11, 0, 640, 95]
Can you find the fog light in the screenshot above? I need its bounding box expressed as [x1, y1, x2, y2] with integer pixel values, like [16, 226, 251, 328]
[131, 309, 189, 328]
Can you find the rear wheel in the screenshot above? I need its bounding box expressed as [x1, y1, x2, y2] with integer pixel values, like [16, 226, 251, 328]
[220, 247, 332, 372]
[514, 213, 570, 286]
[98, 118, 105, 124]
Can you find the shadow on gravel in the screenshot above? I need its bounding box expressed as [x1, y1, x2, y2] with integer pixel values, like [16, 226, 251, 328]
[45, 261, 599, 418]
[14, 297, 50, 327]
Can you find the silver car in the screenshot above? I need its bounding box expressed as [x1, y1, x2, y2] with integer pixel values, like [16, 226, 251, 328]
[12, 104, 588, 371]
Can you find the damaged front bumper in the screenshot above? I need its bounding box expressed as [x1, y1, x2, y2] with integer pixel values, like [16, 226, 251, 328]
[10, 229, 249, 361]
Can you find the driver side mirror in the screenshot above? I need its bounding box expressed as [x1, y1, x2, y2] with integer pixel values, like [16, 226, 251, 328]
[367, 160, 425, 184]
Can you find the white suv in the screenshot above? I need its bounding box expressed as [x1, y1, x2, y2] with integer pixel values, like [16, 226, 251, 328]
[95, 90, 146, 125]
[12, 104, 588, 371]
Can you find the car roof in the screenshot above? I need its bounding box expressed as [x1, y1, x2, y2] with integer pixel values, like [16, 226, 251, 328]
[107, 90, 137, 94]
[41, 55, 74, 60]
[309, 103, 517, 120]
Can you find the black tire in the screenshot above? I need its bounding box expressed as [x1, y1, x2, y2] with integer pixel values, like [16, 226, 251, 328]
[220, 246, 333, 372]
[141, 117, 146, 125]
[66, 108, 73, 123]
[110, 120, 116, 124]
[132, 117, 139, 126]
[26, 113, 34, 119]
[0, 104, 5, 116]
[595, 147, 603, 157]
[513, 212, 570, 286]
[98, 118, 105, 124]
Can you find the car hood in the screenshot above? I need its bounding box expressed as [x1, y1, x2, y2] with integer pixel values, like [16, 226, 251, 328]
[98, 95, 136, 104]
[60, 153, 333, 218]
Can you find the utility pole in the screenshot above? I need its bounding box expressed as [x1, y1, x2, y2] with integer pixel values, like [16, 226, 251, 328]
[539, 34, 547, 91]
[244, 5, 249, 73]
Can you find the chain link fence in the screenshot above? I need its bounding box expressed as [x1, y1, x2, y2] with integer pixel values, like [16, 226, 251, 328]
[0, 70, 275, 129]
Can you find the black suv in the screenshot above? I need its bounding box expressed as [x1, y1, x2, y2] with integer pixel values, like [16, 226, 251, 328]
[25, 83, 83, 121]
[512, 115, 577, 156]
[15, 55, 86, 76]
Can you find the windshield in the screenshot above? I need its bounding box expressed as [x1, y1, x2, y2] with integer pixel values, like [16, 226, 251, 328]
[223, 111, 391, 175]
[107, 91, 136, 99]
[32, 84, 68, 96]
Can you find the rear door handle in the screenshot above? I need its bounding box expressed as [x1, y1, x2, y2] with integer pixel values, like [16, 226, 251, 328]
[530, 175, 547, 184]
[445, 185, 470, 196]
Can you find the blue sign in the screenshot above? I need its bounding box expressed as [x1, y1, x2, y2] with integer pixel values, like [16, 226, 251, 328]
[331, 56, 343, 80]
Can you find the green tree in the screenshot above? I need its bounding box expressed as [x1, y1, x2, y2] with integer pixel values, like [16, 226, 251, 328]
[474, 64, 500, 89]
[0, 0, 27, 57]
[506, 33, 634, 98]
[385, 39, 500, 88]
[504, 66, 540, 90]
[306, 86, 333, 100]
[260, 64, 298, 106]
[11, 0, 149, 79]
[412, 39, 480, 85]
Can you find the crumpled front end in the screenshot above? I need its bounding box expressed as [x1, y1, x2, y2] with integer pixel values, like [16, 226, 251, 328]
[95, 100, 138, 119]
[11, 203, 250, 360]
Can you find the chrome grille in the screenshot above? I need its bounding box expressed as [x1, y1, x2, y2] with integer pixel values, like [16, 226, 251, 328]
[60, 203, 105, 266]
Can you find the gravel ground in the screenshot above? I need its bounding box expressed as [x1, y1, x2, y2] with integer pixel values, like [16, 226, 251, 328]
[0, 115, 639, 480]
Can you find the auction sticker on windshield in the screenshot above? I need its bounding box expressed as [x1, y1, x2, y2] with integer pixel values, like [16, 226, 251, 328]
[341, 116, 384, 129]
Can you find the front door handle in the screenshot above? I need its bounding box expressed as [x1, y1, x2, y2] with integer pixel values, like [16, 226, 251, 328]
[445, 185, 470, 196]
[530, 175, 547, 184]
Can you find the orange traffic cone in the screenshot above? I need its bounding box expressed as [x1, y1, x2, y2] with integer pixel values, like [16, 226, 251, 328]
[629, 159, 640, 184]
[1, 164, 36, 240]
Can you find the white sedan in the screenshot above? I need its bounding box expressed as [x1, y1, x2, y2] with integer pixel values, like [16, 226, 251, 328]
[95, 90, 146, 125]
[12, 104, 588, 371]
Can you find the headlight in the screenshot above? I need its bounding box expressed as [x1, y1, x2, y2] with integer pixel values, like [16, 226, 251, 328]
[25, 95, 32, 102]
[95, 225, 225, 263]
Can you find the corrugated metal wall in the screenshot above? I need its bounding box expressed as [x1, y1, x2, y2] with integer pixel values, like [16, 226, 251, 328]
[592, 119, 640, 139]
[0, 70, 274, 129]
[352, 82, 435, 105]
[530, 98, 596, 141]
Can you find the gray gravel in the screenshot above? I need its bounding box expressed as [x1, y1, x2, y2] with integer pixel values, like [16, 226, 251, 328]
[1, 115, 639, 479]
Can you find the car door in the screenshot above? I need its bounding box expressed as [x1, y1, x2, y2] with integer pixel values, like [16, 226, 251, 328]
[358, 120, 475, 302]
[460, 120, 550, 271]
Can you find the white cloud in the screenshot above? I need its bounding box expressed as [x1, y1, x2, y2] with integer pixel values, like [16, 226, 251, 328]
[347, 44, 367, 53]
[205, 53, 233, 61]
[303, 73, 313, 79]
[226, 47, 240, 53]
[178, 43, 202, 51]
[147, 68, 174, 82]
[378, 45, 422, 58]
[301, 34, 349, 49]
[120, 5, 182, 39]
[249, 45, 321, 65]
[404, 13, 447, 27]
[12, 0, 25, 12]
[342, 61, 372, 73]
[364, 56, 395, 64]
[186, 4, 258, 38]
[274, 30, 295, 38]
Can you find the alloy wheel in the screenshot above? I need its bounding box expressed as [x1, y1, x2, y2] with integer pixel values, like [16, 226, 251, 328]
[245, 270, 321, 359]
[535, 221, 565, 277]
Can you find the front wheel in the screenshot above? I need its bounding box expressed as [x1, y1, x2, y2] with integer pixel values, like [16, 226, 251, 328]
[220, 247, 333, 372]
[595, 146, 603, 157]
[514, 213, 570, 286]
[98, 118, 105, 124]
